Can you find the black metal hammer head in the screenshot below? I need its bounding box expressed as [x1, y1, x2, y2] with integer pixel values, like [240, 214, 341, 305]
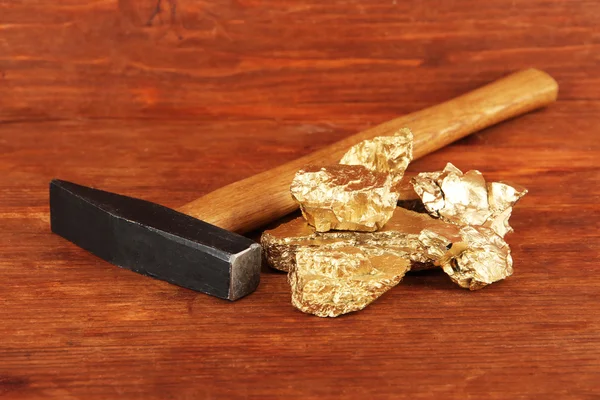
[49, 180, 261, 301]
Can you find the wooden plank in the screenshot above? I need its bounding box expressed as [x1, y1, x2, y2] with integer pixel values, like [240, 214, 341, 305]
[1, 0, 599, 122]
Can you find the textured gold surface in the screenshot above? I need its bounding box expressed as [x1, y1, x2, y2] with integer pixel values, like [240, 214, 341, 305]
[290, 164, 399, 232]
[485, 181, 528, 237]
[261, 207, 461, 272]
[411, 163, 527, 237]
[289, 244, 411, 317]
[421, 226, 513, 290]
[340, 128, 413, 189]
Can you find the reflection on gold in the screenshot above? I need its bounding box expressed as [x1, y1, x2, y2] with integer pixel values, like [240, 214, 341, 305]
[340, 128, 413, 190]
[289, 244, 411, 317]
[290, 165, 398, 232]
[411, 163, 527, 237]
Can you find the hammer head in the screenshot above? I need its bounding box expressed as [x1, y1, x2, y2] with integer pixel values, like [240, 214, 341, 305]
[50, 180, 261, 301]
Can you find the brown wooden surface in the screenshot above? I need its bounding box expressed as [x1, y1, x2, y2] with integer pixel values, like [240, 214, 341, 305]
[1, 0, 599, 398]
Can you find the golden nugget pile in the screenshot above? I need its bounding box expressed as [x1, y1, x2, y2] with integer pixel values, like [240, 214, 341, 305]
[261, 129, 527, 317]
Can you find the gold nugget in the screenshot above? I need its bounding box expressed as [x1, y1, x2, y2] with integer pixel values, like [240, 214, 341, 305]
[411, 163, 527, 237]
[261, 207, 461, 272]
[420, 226, 513, 290]
[289, 244, 411, 317]
[290, 165, 398, 232]
[340, 128, 413, 188]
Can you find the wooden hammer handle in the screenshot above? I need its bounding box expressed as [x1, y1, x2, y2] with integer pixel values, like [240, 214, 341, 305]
[178, 68, 558, 233]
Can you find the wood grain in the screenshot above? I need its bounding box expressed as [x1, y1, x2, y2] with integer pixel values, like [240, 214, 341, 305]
[1, 0, 599, 399]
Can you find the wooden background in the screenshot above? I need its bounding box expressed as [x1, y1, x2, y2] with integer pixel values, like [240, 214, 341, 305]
[1, 0, 599, 398]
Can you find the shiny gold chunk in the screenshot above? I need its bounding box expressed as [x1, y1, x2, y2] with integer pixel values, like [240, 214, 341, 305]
[260, 214, 346, 273]
[485, 181, 528, 237]
[261, 207, 461, 272]
[289, 244, 411, 317]
[290, 165, 399, 232]
[412, 163, 490, 225]
[340, 128, 413, 188]
[411, 163, 527, 237]
[420, 226, 513, 290]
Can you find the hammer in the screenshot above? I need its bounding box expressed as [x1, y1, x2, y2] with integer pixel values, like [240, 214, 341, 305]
[50, 69, 558, 301]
